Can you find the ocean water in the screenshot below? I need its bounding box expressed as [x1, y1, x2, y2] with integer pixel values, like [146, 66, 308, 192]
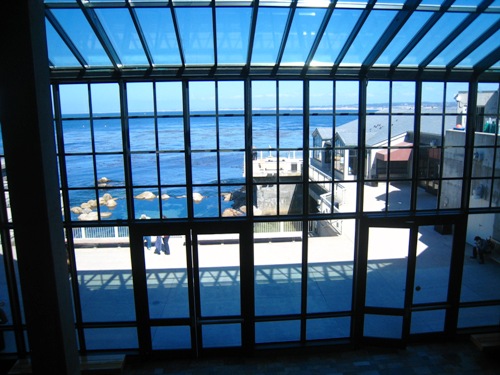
[60, 111, 357, 220]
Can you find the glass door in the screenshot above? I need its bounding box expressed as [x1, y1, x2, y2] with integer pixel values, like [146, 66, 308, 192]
[360, 219, 456, 344]
[363, 226, 412, 341]
[138, 225, 243, 354]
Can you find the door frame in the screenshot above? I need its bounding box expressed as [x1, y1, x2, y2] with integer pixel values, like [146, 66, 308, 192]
[130, 220, 252, 357]
[355, 214, 466, 347]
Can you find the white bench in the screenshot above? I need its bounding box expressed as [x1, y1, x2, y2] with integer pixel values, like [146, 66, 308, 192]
[486, 237, 500, 264]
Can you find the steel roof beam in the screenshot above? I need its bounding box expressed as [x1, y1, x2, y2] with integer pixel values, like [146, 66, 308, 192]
[418, 0, 495, 69]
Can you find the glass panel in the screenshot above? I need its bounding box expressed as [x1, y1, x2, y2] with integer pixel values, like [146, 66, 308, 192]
[387, 181, 411, 211]
[336, 81, 359, 111]
[135, 8, 182, 65]
[66, 155, 94, 188]
[367, 81, 389, 113]
[95, 154, 125, 187]
[127, 82, 154, 114]
[310, 81, 333, 109]
[400, 12, 469, 66]
[131, 154, 158, 186]
[94, 8, 148, 66]
[255, 320, 300, 344]
[251, 7, 289, 64]
[366, 227, 409, 309]
[364, 314, 402, 339]
[220, 152, 244, 181]
[156, 82, 183, 113]
[202, 324, 241, 348]
[421, 82, 444, 113]
[129, 118, 156, 151]
[191, 152, 218, 184]
[216, 7, 252, 64]
[75, 229, 135, 322]
[190, 117, 217, 150]
[375, 11, 433, 66]
[151, 326, 191, 350]
[252, 80, 277, 111]
[45, 20, 81, 67]
[341, 10, 398, 65]
[281, 8, 327, 65]
[189, 81, 216, 113]
[457, 28, 500, 68]
[364, 181, 387, 212]
[306, 317, 351, 340]
[147, 234, 189, 318]
[51, 9, 111, 67]
[219, 117, 245, 150]
[458, 306, 500, 329]
[307, 219, 354, 313]
[134, 187, 160, 218]
[413, 225, 452, 304]
[84, 328, 137, 350]
[312, 9, 363, 65]
[159, 153, 186, 185]
[175, 7, 214, 65]
[461, 214, 500, 303]
[162, 187, 188, 219]
[254, 184, 277, 215]
[469, 179, 491, 208]
[193, 186, 220, 218]
[410, 310, 446, 334]
[94, 119, 123, 153]
[197, 233, 240, 317]
[392, 82, 416, 112]
[254, 221, 302, 315]
[62, 119, 92, 153]
[158, 117, 185, 151]
[428, 14, 499, 67]
[91, 83, 120, 115]
[60, 84, 89, 116]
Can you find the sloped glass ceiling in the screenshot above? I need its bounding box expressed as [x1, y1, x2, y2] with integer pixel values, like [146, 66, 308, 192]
[44, 0, 500, 79]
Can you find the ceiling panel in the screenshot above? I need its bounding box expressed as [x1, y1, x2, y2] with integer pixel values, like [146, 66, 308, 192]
[44, 0, 500, 80]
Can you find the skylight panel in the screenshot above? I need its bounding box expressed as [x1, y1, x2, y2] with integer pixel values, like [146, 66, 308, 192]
[281, 8, 327, 65]
[94, 8, 149, 66]
[374, 11, 433, 66]
[340, 9, 398, 65]
[216, 7, 252, 64]
[427, 13, 499, 67]
[51, 8, 112, 67]
[399, 12, 469, 66]
[45, 20, 82, 68]
[456, 28, 500, 68]
[251, 6, 289, 64]
[311, 8, 363, 65]
[134, 7, 182, 65]
[174, 7, 215, 65]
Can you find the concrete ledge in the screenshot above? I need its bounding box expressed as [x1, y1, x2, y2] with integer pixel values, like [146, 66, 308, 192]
[8, 354, 125, 374]
[471, 332, 500, 352]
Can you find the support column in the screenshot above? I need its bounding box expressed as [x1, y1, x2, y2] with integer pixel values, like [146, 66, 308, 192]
[0, 1, 79, 374]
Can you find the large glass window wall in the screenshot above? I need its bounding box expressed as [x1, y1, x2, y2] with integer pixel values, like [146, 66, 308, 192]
[2, 79, 500, 356]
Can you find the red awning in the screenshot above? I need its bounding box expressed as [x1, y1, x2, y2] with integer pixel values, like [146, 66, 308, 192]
[375, 142, 413, 162]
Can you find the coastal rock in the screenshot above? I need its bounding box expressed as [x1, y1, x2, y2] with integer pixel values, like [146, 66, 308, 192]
[98, 177, 110, 183]
[161, 194, 170, 200]
[221, 192, 232, 201]
[71, 207, 83, 214]
[106, 199, 117, 208]
[78, 211, 112, 220]
[222, 208, 244, 217]
[78, 211, 98, 221]
[193, 192, 204, 202]
[80, 202, 92, 209]
[135, 191, 156, 200]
